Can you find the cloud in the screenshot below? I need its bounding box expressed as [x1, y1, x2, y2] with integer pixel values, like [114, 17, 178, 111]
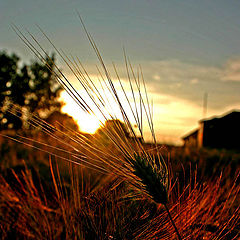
[153, 74, 161, 80]
[190, 78, 199, 84]
[61, 57, 240, 144]
[64, 57, 240, 113]
[222, 58, 240, 82]
[136, 59, 240, 111]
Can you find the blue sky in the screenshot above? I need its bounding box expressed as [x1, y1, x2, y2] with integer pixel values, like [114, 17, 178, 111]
[1, 0, 240, 144]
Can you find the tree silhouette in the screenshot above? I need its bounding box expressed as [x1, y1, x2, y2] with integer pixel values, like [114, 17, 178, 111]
[95, 119, 130, 145]
[0, 51, 63, 130]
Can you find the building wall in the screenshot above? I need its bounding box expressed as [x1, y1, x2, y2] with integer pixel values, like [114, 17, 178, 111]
[183, 130, 198, 148]
[201, 112, 240, 149]
[183, 111, 240, 150]
[197, 122, 204, 148]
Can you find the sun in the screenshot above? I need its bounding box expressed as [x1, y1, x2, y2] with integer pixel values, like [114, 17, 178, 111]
[60, 91, 101, 134]
[74, 112, 101, 134]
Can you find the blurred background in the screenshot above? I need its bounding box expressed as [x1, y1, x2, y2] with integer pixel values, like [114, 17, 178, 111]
[1, 0, 240, 144]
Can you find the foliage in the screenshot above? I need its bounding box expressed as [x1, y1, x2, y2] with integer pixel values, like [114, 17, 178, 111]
[0, 112, 79, 172]
[0, 160, 239, 240]
[0, 51, 62, 130]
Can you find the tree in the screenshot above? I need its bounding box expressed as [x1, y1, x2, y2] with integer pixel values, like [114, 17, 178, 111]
[0, 51, 63, 130]
[95, 119, 130, 144]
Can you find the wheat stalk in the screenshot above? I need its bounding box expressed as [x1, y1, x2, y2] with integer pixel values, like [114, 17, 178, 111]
[8, 14, 184, 239]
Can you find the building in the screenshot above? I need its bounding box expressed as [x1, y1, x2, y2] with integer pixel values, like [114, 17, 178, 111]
[182, 110, 240, 149]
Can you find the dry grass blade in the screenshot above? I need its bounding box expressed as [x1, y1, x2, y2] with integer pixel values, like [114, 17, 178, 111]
[2, 14, 239, 240]
[8, 14, 185, 238]
[10, 16, 169, 191]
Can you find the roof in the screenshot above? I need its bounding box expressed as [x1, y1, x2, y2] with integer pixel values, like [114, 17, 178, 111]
[199, 109, 240, 123]
[182, 128, 198, 140]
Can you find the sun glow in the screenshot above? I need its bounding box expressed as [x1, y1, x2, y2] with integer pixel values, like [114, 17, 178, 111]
[59, 73, 205, 145]
[60, 91, 101, 134]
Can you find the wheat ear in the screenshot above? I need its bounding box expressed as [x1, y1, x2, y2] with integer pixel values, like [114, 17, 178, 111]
[129, 154, 182, 240]
[11, 15, 182, 239]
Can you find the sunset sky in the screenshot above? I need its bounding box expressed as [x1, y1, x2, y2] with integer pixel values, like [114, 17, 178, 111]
[1, 0, 240, 144]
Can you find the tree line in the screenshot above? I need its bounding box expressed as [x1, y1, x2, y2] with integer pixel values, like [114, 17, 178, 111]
[0, 51, 62, 130]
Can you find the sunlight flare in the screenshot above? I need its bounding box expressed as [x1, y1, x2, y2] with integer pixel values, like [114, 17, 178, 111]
[60, 91, 101, 134]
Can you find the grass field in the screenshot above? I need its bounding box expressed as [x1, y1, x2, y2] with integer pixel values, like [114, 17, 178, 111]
[0, 129, 239, 239]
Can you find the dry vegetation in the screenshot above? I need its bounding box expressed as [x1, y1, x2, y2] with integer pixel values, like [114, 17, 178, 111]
[1, 142, 239, 239]
[0, 17, 240, 239]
